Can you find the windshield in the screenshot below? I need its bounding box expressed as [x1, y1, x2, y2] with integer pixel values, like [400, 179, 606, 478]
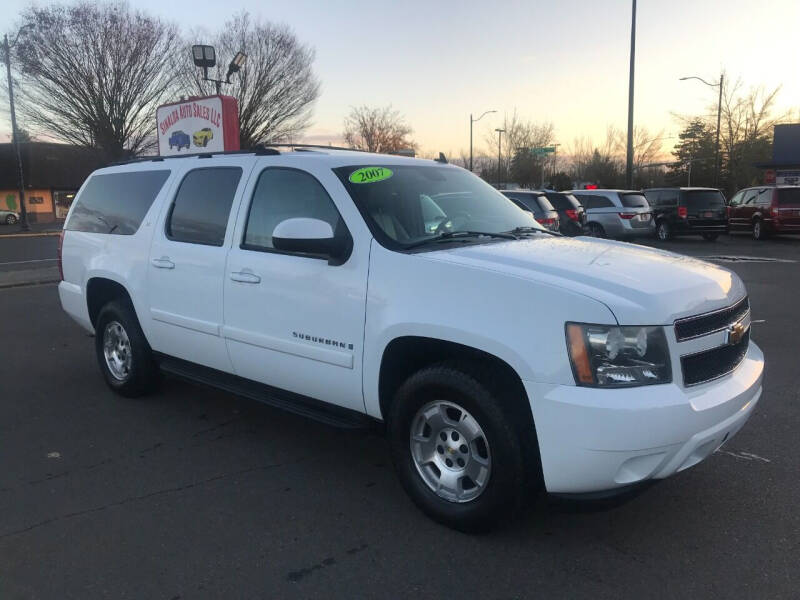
[620, 193, 649, 208]
[683, 190, 725, 208]
[334, 164, 543, 248]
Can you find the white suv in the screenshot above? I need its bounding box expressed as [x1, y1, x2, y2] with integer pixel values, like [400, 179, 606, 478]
[59, 147, 764, 531]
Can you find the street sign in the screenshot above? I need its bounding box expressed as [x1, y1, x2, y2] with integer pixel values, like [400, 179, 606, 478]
[529, 146, 556, 156]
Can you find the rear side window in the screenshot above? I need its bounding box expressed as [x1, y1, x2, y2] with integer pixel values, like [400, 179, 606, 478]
[66, 170, 170, 235]
[683, 190, 726, 209]
[659, 190, 679, 206]
[777, 188, 800, 206]
[507, 193, 549, 215]
[577, 194, 614, 209]
[167, 167, 242, 246]
[545, 193, 580, 211]
[620, 193, 649, 208]
[243, 168, 344, 252]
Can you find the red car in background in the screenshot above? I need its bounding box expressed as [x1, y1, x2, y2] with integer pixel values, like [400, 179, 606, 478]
[727, 186, 800, 240]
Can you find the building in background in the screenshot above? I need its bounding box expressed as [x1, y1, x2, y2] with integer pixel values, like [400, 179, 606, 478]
[756, 124, 800, 185]
[0, 142, 106, 223]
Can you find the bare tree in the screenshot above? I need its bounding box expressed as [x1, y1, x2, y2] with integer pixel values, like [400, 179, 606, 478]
[13, 2, 182, 161]
[343, 105, 417, 153]
[180, 13, 320, 148]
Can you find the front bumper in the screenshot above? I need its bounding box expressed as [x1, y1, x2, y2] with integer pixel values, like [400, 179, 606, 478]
[525, 341, 763, 494]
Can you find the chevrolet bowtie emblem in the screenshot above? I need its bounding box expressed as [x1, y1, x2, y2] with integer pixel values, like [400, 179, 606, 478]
[726, 322, 747, 346]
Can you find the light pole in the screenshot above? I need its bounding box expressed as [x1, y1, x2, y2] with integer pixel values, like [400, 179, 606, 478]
[3, 25, 34, 231]
[495, 128, 505, 188]
[625, 0, 637, 188]
[679, 73, 724, 187]
[469, 110, 496, 173]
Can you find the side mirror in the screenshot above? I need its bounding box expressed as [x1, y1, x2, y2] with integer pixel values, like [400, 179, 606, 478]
[272, 218, 349, 265]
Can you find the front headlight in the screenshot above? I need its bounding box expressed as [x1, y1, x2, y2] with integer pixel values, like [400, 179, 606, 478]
[565, 323, 672, 387]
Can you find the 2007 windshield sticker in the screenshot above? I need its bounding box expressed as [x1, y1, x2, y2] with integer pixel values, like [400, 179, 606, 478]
[349, 167, 393, 184]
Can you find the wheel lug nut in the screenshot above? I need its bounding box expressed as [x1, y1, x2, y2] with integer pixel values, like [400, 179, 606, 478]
[460, 444, 468, 453]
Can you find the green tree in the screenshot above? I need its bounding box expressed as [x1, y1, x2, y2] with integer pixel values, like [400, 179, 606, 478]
[668, 119, 717, 187]
[550, 172, 573, 191]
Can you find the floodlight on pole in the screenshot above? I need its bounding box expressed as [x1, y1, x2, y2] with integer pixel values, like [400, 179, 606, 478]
[191, 45, 244, 94]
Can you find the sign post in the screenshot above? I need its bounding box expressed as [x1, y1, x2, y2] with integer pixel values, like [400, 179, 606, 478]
[156, 95, 240, 156]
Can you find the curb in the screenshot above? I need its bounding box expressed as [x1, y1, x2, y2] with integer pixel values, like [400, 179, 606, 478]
[0, 279, 60, 290]
[0, 231, 62, 239]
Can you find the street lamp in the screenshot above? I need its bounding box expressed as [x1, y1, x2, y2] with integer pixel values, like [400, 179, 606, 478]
[495, 128, 505, 188]
[679, 73, 724, 187]
[3, 24, 34, 231]
[469, 110, 496, 172]
[192, 45, 248, 94]
[625, 0, 637, 188]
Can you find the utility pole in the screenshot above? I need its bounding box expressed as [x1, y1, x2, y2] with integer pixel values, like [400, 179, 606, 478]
[495, 128, 505, 188]
[714, 73, 724, 187]
[625, 0, 637, 188]
[3, 32, 31, 231]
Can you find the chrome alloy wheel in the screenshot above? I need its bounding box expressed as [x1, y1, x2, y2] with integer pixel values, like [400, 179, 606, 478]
[410, 400, 492, 503]
[103, 321, 132, 381]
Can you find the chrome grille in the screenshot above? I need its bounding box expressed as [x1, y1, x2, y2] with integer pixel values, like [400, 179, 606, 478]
[674, 296, 749, 342]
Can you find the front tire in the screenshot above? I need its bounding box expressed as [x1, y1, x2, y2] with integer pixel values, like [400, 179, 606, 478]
[95, 299, 159, 397]
[388, 363, 527, 532]
[5, 214, 17, 225]
[701, 232, 719, 241]
[656, 220, 672, 241]
[752, 219, 766, 240]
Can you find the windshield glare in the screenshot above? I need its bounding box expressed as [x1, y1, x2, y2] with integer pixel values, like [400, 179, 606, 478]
[334, 165, 543, 247]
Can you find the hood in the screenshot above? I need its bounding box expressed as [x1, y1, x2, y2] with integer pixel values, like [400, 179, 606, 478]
[422, 236, 745, 325]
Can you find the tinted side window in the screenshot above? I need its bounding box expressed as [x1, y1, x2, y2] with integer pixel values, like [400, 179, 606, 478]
[777, 188, 800, 206]
[243, 168, 343, 252]
[67, 170, 170, 235]
[545, 193, 579, 211]
[579, 194, 614, 209]
[659, 191, 679, 207]
[167, 167, 242, 246]
[620, 193, 649, 208]
[508, 193, 545, 215]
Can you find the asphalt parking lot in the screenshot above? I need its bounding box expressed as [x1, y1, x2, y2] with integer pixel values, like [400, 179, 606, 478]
[0, 233, 798, 599]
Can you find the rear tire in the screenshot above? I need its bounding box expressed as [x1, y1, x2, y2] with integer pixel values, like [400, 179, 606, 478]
[656, 220, 672, 241]
[587, 223, 606, 238]
[388, 363, 528, 532]
[95, 299, 159, 397]
[701, 232, 719, 241]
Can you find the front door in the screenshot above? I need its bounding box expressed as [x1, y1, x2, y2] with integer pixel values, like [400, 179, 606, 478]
[222, 166, 369, 413]
[148, 161, 254, 372]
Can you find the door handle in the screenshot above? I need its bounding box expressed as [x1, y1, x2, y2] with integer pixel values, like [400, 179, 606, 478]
[230, 271, 261, 284]
[151, 257, 175, 269]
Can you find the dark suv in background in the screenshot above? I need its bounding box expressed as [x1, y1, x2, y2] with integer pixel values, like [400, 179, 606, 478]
[644, 187, 727, 241]
[727, 186, 800, 240]
[542, 191, 586, 236]
[501, 190, 561, 232]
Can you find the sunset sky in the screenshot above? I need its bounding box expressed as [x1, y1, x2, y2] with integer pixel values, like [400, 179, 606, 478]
[2, 0, 798, 157]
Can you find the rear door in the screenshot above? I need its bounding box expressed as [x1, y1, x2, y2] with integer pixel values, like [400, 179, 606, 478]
[147, 160, 255, 372]
[776, 188, 800, 226]
[681, 189, 727, 228]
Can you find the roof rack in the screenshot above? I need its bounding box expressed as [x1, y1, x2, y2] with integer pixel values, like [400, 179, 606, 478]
[109, 143, 374, 166]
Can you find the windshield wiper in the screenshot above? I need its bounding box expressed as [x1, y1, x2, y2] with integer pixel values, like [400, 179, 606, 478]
[404, 230, 518, 250]
[505, 226, 560, 236]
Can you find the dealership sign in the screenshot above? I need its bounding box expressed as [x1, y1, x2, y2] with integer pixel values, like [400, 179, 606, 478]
[156, 95, 240, 156]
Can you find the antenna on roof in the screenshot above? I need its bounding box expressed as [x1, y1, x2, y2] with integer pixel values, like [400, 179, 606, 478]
[434, 152, 448, 164]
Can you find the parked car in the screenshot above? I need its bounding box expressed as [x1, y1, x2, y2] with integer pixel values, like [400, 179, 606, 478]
[1, 209, 19, 225]
[643, 187, 728, 241]
[168, 130, 190, 151]
[543, 191, 587, 236]
[501, 190, 561, 232]
[570, 189, 654, 239]
[193, 128, 214, 147]
[58, 149, 763, 531]
[727, 186, 800, 240]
